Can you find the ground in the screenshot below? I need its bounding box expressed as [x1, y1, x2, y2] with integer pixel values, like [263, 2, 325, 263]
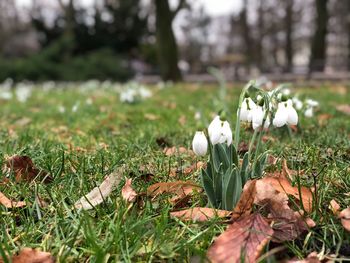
[0, 83, 350, 262]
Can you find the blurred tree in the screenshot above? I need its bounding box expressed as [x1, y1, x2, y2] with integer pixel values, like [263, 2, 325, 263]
[154, 0, 186, 81]
[239, 0, 253, 71]
[309, 0, 329, 72]
[285, 0, 294, 72]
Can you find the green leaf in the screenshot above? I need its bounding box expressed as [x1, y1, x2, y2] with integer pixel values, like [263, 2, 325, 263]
[201, 169, 216, 207]
[222, 167, 241, 210]
[240, 152, 249, 184]
[230, 144, 239, 167]
[213, 144, 230, 172]
[254, 152, 268, 177]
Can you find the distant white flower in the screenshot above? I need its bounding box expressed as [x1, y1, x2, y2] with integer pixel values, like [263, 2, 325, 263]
[72, 102, 79, 112]
[86, 98, 93, 105]
[282, 88, 291, 96]
[192, 131, 208, 156]
[306, 99, 319, 107]
[240, 98, 256, 122]
[194, 111, 201, 120]
[292, 97, 303, 110]
[58, 106, 66, 113]
[139, 87, 152, 99]
[209, 117, 232, 146]
[304, 107, 313, 118]
[15, 84, 32, 102]
[0, 88, 12, 100]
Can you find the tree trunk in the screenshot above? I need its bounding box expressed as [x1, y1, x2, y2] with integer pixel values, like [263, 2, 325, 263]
[154, 0, 182, 81]
[240, 0, 253, 71]
[256, 0, 264, 71]
[285, 0, 293, 72]
[347, 0, 350, 70]
[309, 0, 328, 72]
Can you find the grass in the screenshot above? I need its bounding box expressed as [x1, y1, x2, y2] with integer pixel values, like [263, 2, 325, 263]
[0, 82, 350, 262]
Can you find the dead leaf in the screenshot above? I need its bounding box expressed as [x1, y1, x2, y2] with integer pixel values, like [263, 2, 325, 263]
[147, 181, 202, 204]
[336, 104, 350, 115]
[339, 207, 350, 232]
[14, 117, 32, 127]
[178, 115, 186, 126]
[287, 252, 321, 263]
[163, 146, 193, 156]
[74, 166, 124, 210]
[0, 248, 54, 263]
[169, 161, 206, 177]
[207, 213, 273, 263]
[329, 199, 340, 215]
[317, 113, 332, 126]
[232, 180, 257, 220]
[281, 159, 300, 181]
[261, 177, 313, 212]
[170, 207, 231, 222]
[238, 141, 249, 154]
[0, 192, 26, 208]
[144, 113, 159, 121]
[262, 135, 276, 143]
[3, 155, 52, 183]
[121, 178, 137, 203]
[329, 85, 347, 95]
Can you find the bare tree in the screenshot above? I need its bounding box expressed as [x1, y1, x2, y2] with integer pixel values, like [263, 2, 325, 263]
[154, 0, 186, 81]
[285, 0, 294, 72]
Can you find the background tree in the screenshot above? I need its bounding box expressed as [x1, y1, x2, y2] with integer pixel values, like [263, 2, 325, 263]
[309, 0, 329, 72]
[154, 0, 186, 81]
[285, 0, 294, 72]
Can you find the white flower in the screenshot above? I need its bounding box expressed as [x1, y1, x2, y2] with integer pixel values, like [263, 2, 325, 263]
[273, 102, 289, 127]
[306, 99, 319, 107]
[264, 115, 271, 129]
[286, 100, 298, 125]
[208, 116, 232, 146]
[292, 97, 303, 110]
[192, 131, 208, 156]
[252, 106, 264, 130]
[15, 85, 32, 102]
[240, 98, 256, 122]
[304, 107, 313, 118]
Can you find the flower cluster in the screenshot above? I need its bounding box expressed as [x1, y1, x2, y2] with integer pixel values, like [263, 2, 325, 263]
[119, 82, 152, 103]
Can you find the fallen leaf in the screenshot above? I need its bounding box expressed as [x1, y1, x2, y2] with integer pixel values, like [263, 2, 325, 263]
[329, 85, 347, 95]
[178, 115, 186, 126]
[144, 113, 159, 121]
[262, 135, 276, 143]
[0, 248, 54, 263]
[232, 180, 257, 220]
[0, 192, 26, 208]
[163, 146, 193, 156]
[169, 161, 206, 177]
[329, 199, 340, 215]
[336, 104, 350, 115]
[3, 155, 52, 183]
[339, 207, 350, 232]
[147, 181, 202, 204]
[317, 113, 332, 126]
[14, 117, 32, 127]
[287, 252, 321, 263]
[74, 166, 124, 210]
[121, 178, 137, 203]
[261, 177, 313, 212]
[170, 207, 231, 222]
[207, 213, 273, 263]
[238, 141, 249, 154]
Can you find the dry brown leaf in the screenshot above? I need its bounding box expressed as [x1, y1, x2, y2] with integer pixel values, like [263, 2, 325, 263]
[170, 161, 206, 177]
[170, 207, 231, 222]
[14, 117, 32, 127]
[329, 199, 340, 215]
[207, 213, 273, 263]
[178, 115, 186, 126]
[121, 178, 137, 203]
[163, 146, 192, 156]
[317, 113, 332, 126]
[281, 159, 301, 181]
[336, 104, 350, 115]
[329, 85, 347, 95]
[339, 207, 350, 232]
[0, 192, 26, 208]
[3, 155, 52, 183]
[74, 166, 124, 210]
[262, 135, 276, 143]
[232, 180, 257, 220]
[144, 113, 159, 121]
[287, 252, 320, 263]
[261, 177, 313, 212]
[0, 248, 54, 263]
[147, 181, 202, 204]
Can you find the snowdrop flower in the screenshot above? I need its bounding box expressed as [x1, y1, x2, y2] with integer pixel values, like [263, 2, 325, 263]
[72, 102, 80, 113]
[192, 131, 208, 156]
[252, 106, 264, 130]
[139, 87, 152, 99]
[282, 88, 291, 96]
[273, 100, 298, 127]
[86, 98, 93, 105]
[194, 111, 201, 120]
[15, 85, 32, 102]
[273, 102, 289, 127]
[304, 107, 313, 118]
[286, 99, 298, 125]
[58, 106, 66, 113]
[306, 99, 319, 107]
[0, 88, 12, 100]
[208, 116, 232, 146]
[292, 97, 303, 110]
[240, 98, 256, 122]
[120, 89, 136, 103]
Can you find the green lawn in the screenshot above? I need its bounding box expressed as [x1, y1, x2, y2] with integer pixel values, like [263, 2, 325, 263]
[1, 82, 350, 262]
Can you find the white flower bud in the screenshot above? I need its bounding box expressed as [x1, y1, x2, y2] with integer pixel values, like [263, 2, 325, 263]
[273, 102, 288, 127]
[286, 100, 298, 125]
[192, 131, 208, 156]
[304, 107, 313, 118]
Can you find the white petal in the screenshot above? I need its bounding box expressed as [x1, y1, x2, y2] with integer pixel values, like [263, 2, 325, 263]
[192, 131, 208, 156]
[273, 103, 288, 127]
[287, 106, 298, 125]
[304, 107, 313, 118]
[208, 116, 220, 137]
[222, 121, 233, 145]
